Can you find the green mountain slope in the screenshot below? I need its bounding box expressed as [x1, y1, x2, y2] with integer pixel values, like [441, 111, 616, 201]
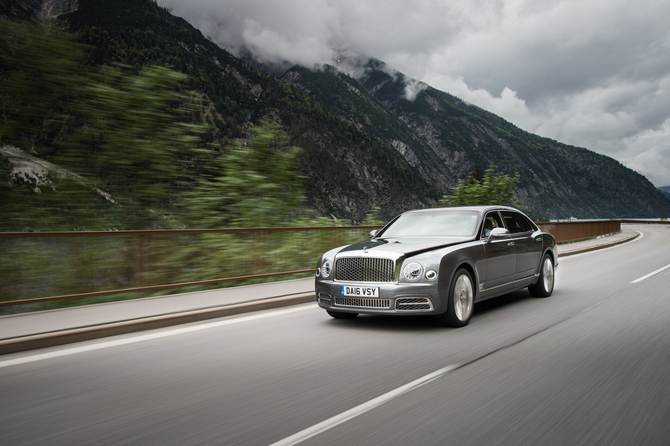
[2, 0, 669, 227]
[1, 0, 440, 228]
[66, 0, 445, 221]
[281, 58, 670, 218]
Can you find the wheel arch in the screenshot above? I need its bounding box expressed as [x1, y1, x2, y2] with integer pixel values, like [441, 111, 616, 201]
[438, 254, 479, 308]
[543, 247, 557, 267]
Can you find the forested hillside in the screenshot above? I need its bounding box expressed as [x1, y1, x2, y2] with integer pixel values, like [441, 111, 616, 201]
[280, 58, 670, 219]
[1, 0, 440, 231]
[2, 0, 669, 233]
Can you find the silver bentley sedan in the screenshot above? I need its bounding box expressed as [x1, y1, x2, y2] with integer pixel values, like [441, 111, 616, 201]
[314, 206, 557, 327]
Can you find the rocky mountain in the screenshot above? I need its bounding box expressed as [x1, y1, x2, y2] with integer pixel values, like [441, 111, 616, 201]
[278, 58, 670, 219]
[659, 186, 670, 202]
[2, 0, 670, 225]
[0, 0, 76, 21]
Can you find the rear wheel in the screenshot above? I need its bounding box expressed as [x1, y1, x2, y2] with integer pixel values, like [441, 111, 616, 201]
[529, 254, 554, 297]
[326, 310, 359, 319]
[438, 268, 474, 327]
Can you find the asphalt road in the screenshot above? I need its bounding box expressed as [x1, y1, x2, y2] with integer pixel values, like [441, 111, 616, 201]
[2, 224, 669, 445]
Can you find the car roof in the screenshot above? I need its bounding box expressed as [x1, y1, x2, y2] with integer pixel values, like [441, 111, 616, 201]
[403, 205, 518, 215]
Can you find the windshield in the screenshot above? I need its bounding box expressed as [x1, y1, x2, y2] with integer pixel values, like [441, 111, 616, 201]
[379, 210, 480, 237]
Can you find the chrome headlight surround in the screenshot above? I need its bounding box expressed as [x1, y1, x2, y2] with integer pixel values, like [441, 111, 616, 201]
[403, 262, 423, 281]
[321, 259, 333, 279]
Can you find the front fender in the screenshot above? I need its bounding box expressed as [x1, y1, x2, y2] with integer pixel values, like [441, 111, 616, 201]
[436, 243, 485, 311]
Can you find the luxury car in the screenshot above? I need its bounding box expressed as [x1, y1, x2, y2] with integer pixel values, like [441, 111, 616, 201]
[314, 206, 557, 327]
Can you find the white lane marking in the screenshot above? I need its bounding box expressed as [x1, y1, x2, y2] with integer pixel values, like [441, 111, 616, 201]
[560, 231, 643, 259]
[269, 364, 459, 446]
[631, 263, 670, 284]
[0, 305, 314, 369]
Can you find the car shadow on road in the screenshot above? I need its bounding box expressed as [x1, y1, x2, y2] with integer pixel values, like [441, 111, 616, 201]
[326, 313, 444, 332]
[473, 289, 533, 317]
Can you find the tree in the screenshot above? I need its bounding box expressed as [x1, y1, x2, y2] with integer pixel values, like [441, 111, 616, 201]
[1, 19, 210, 230]
[0, 19, 88, 154]
[73, 64, 208, 229]
[440, 166, 521, 208]
[188, 120, 305, 228]
[0, 19, 109, 231]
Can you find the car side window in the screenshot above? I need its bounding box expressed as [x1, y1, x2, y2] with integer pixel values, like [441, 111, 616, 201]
[481, 212, 504, 239]
[501, 211, 534, 234]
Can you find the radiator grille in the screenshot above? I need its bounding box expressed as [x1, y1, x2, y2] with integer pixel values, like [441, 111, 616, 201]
[334, 297, 392, 309]
[334, 257, 395, 282]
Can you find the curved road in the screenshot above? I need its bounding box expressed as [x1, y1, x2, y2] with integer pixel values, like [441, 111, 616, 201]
[2, 224, 670, 445]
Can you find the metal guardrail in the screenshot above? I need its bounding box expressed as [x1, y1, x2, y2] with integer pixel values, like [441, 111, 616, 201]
[0, 225, 381, 309]
[0, 226, 383, 239]
[0, 219, 649, 309]
[537, 220, 621, 243]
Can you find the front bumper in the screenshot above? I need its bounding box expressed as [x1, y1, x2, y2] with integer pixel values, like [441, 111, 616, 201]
[315, 280, 443, 315]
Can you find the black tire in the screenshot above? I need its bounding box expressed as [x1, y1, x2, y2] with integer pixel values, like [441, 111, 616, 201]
[438, 268, 474, 327]
[326, 310, 359, 319]
[529, 254, 554, 297]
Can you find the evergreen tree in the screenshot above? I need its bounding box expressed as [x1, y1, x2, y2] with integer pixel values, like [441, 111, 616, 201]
[72, 64, 208, 229]
[440, 166, 521, 208]
[189, 120, 304, 228]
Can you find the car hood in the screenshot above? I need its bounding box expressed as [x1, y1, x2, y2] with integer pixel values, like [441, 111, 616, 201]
[337, 236, 474, 258]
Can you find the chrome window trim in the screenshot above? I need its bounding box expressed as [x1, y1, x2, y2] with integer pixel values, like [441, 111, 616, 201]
[480, 273, 540, 292]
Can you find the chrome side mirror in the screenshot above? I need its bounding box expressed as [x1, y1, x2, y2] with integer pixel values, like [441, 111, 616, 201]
[368, 229, 378, 238]
[489, 227, 510, 239]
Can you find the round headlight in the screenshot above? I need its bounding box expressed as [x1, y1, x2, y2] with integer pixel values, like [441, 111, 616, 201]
[321, 259, 333, 278]
[403, 262, 423, 281]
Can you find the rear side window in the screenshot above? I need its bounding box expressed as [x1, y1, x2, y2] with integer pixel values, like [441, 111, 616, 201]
[481, 212, 504, 238]
[501, 211, 535, 234]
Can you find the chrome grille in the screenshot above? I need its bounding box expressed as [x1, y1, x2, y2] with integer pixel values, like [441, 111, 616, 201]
[395, 298, 433, 311]
[334, 257, 395, 282]
[335, 297, 391, 309]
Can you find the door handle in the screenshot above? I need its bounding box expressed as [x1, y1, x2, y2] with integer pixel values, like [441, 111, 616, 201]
[508, 242, 515, 247]
[535, 237, 542, 242]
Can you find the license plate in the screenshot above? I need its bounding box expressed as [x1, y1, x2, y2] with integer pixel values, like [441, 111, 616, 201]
[341, 286, 379, 297]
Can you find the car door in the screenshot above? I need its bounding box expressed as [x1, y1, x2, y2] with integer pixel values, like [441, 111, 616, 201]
[481, 211, 516, 289]
[500, 210, 542, 280]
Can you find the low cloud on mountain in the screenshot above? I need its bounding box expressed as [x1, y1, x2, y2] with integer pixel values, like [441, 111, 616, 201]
[158, 0, 670, 186]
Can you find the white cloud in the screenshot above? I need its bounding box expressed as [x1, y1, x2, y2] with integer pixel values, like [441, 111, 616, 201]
[404, 78, 428, 101]
[158, 0, 670, 186]
[625, 119, 670, 187]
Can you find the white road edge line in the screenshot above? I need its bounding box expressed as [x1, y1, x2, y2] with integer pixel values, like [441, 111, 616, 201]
[0, 305, 314, 369]
[269, 364, 459, 446]
[561, 230, 643, 259]
[631, 263, 670, 284]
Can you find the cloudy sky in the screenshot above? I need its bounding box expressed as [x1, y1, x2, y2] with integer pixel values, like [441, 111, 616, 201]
[157, 0, 670, 187]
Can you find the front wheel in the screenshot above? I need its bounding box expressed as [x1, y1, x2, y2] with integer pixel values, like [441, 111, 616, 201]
[528, 254, 554, 297]
[326, 310, 359, 319]
[438, 268, 474, 327]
